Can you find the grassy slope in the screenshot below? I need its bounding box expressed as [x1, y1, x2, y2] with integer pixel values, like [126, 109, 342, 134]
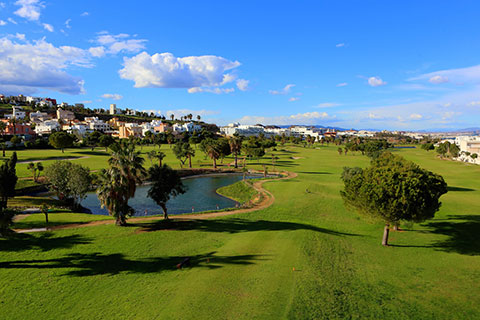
[0, 145, 479, 319]
[217, 180, 258, 204]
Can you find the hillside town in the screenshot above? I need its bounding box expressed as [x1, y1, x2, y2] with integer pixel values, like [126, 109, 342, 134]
[0, 93, 479, 165]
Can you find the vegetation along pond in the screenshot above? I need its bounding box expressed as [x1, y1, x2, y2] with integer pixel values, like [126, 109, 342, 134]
[82, 174, 260, 216]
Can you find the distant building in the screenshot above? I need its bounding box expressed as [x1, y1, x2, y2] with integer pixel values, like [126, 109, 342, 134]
[118, 123, 142, 139]
[154, 122, 172, 133]
[4, 106, 26, 120]
[29, 111, 52, 123]
[85, 117, 110, 132]
[34, 120, 60, 135]
[110, 104, 117, 115]
[56, 108, 75, 121]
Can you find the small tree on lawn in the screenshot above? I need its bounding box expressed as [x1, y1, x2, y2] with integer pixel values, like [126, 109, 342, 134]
[147, 164, 186, 219]
[340, 152, 447, 246]
[173, 142, 195, 168]
[49, 131, 75, 153]
[40, 203, 49, 227]
[99, 134, 115, 152]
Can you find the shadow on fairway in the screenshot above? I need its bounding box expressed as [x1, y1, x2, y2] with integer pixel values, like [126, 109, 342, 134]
[446, 186, 476, 192]
[0, 233, 91, 252]
[74, 150, 109, 156]
[0, 251, 266, 276]
[134, 218, 360, 237]
[422, 215, 480, 255]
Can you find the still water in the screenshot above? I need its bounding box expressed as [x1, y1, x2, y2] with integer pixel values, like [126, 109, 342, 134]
[82, 174, 257, 216]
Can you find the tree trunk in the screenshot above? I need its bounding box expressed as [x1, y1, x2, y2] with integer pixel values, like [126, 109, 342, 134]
[2, 148, 4, 157]
[161, 203, 168, 220]
[188, 155, 192, 168]
[393, 223, 399, 231]
[213, 158, 217, 169]
[115, 215, 126, 226]
[159, 158, 162, 167]
[62, 148, 64, 153]
[382, 224, 390, 246]
[234, 153, 238, 168]
[45, 212, 48, 226]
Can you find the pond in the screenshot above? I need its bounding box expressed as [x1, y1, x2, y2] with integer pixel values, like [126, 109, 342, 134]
[82, 174, 259, 216]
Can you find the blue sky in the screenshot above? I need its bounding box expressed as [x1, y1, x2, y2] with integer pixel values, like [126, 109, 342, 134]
[1, 0, 480, 130]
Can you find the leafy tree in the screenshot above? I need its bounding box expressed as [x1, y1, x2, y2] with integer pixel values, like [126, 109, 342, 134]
[147, 164, 186, 219]
[421, 143, 435, 151]
[99, 134, 115, 152]
[173, 142, 195, 168]
[338, 147, 343, 155]
[0, 152, 17, 209]
[10, 135, 21, 146]
[49, 131, 75, 153]
[340, 152, 447, 246]
[40, 203, 49, 227]
[436, 142, 450, 157]
[243, 137, 265, 161]
[85, 131, 103, 150]
[471, 153, 478, 159]
[449, 143, 460, 158]
[27, 162, 43, 182]
[44, 161, 92, 208]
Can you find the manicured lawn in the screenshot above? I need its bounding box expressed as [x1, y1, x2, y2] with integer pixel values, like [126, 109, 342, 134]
[217, 180, 258, 204]
[1, 145, 479, 319]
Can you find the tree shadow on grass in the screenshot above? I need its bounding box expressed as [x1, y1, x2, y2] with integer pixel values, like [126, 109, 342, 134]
[0, 233, 91, 252]
[421, 215, 480, 255]
[297, 171, 332, 175]
[134, 218, 360, 237]
[73, 150, 109, 156]
[0, 251, 266, 276]
[446, 186, 476, 192]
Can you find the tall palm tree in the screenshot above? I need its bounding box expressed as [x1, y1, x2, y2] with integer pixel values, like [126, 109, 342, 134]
[97, 141, 146, 226]
[228, 135, 243, 168]
[201, 138, 220, 169]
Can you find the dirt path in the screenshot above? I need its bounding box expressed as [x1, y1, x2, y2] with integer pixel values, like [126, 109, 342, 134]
[16, 171, 297, 233]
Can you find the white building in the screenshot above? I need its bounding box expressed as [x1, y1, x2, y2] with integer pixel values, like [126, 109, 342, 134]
[35, 120, 60, 134]
[455, 136, 480, 165]
[26, 96, 42, 104]
[85, 117, 110, 132]
[173, 122, 202, 133]
[64, 123, 88, 136]
[56, 108, 75, 121]
[4, 106, 26, 120]
[29, 111, 52, 123]
[110, 104, 117, 115]
[220, 123, 265, 137]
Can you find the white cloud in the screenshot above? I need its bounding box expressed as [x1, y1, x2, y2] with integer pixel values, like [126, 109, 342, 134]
[0, 37, 90, 95]
[14, 0, 43, 21]
[368, 113, 383, 120]
[468, 101, 480, 106]
[0, 20, 6, 26]
[7, 18, 18, 25]
[289, 97, 300, 102]
[368, 76, 387, 87]
[429, 75, 448, 84]
[315, 102, 341, 108]
[187, 87, 234, 94]
[15, 33, 25, 40]
[92, 32, 147, 55]
[410, 64, 480, 84]
[88, 46, 105, 57]
[236, 79, 249, 91]
[336, 82, 348, 87]
[336, 43, 345, 47]
[81, 12, 89, 16]
[42, 23, 54, 32]
[409, 113, 423, 120]
[120, 51, 242, 90]
[238, 111, 335, 125]
[101, 93, 123, 100]
[269, 84, 295, 95]
[65, 19, 71, 29]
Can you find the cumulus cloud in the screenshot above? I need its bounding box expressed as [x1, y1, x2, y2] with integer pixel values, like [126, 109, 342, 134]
[14, 0, 43, 21]
[101, 93, 123, 100]
[8, 18, 18, 25]
[429, 75, 448, 84]
[368, 76, 387, 87]
[42, 23, 54, 32]
[88, 46, 105, 58]
[238, 111, 335, 125]
[15, 33, 25, 40]
[119, 51, 242, 90]
[92, 32, 147, 55]
[269, 84, 295, 95]
[289, 97, 300, 102]
[336, 82, 348, 87]
[0, 37, 90, 94]
[315, 102, 341, 108]
[236, 79, 249, 91]
[0, 20, 6, 26]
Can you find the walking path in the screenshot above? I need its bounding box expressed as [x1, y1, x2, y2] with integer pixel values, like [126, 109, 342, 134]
[14, 171, 297, 233]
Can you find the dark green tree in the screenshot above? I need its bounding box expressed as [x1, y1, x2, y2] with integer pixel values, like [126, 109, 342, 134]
[340, 152, 447, 246]
[147, 164, 186, 219]
[49, 131, 75, 153]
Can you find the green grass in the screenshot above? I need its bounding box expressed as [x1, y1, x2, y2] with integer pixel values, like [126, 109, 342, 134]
[1, 145, 480, 319]
[13, 211, 112, 229]
[217, 180, 258, 204]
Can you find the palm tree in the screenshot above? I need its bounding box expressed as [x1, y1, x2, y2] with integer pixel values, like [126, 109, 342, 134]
[228, 135, 243, 168]
[146, 150, 166, 166]
[201, 138, 220, 169]
[147, 164, 186, 219]
[196, 115, 201, 121]
[97, 141, 146, 226]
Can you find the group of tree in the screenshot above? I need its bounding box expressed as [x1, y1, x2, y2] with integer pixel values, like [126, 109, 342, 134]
[436, 141, 460, 158]
[96, 140, 185, 225]
[341, 152, 447, 246]
[84, 131, 116, 151]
